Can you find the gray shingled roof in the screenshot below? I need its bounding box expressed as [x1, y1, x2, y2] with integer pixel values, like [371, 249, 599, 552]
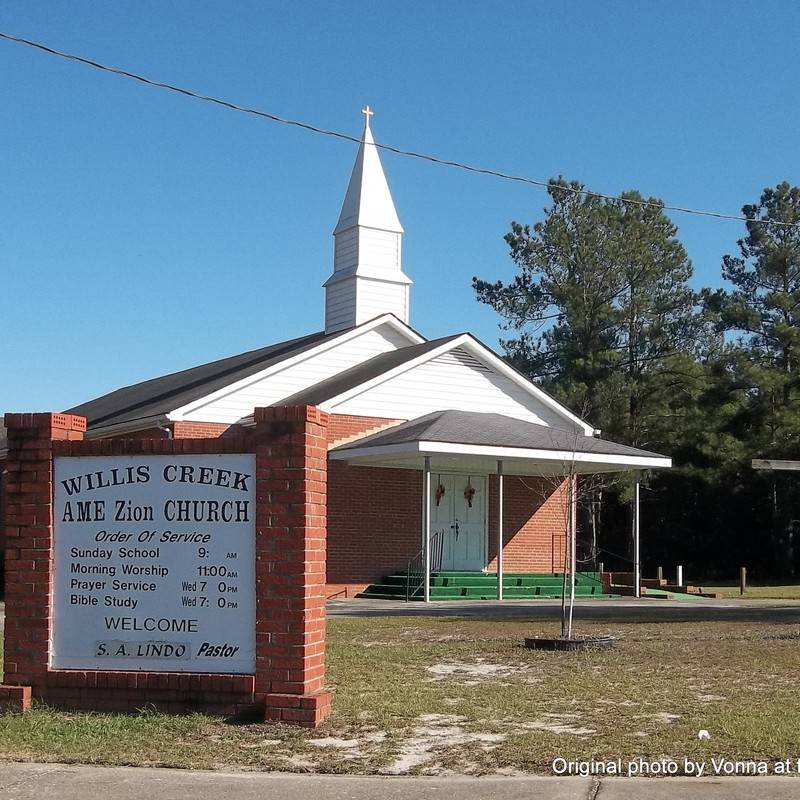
[277, 334, 462, 407]
[332, 410, 668, 460]
[67, 328, 338, 430]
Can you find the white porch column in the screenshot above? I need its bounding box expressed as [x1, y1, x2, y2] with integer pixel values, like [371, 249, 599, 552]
[633, 470, 641, 599]
[423, 455, 432, 603]
[567, 474, 577, 636]
[497, 460, 504, 601]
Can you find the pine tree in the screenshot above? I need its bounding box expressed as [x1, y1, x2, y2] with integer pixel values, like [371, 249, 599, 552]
[473, 179, 700, 448]
[704, 182, 800, 576]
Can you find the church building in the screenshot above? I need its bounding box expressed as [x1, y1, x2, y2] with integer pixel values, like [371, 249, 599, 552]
[0, 109, 670, 600]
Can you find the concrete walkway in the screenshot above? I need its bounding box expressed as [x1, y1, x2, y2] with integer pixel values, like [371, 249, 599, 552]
[328, 595, 800, 623]
[0, 763, 797, 799]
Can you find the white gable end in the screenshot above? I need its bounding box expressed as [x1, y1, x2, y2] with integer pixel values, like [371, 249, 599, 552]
[323, 346, 581, 430]
[171, 321, 418, 424]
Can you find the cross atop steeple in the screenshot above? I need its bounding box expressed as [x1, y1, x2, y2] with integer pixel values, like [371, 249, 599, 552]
[361, 105, 374, 130]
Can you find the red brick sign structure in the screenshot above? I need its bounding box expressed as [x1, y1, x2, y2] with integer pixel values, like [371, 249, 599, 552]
[0, 406, 331, 727]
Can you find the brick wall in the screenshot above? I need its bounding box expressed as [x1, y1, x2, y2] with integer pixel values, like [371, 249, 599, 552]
[103, 421, 241, 440]
[0, 408, 331, 726]
[488, 475, 569, 574]
[173, 421, 237, 439]
[327, 414, 402, 447]
[2, 413, 88, 709]
[326, 462, 423, 596]
[252, 406, 331, 725]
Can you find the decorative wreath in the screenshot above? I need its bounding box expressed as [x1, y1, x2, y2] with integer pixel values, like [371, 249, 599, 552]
[464, 478, 476, 508]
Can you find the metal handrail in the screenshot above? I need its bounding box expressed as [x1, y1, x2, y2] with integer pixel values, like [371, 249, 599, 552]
[405, 528, 446, 601]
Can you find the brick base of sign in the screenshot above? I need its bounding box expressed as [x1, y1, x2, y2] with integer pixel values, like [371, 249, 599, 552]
[262, 690, 333, 726]
[0, 685, 31, 713]
[1, 408, 332, 728]
[33, 671, 256, 716]
[0, 679, 330, 722]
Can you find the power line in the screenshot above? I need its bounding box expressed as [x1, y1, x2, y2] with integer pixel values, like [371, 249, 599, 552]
[2, 30, 799, 230]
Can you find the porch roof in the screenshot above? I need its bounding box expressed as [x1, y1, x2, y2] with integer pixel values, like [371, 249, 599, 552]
[329, 410, 671, 475]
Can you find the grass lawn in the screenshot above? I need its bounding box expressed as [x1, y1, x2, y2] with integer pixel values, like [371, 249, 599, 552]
[2, 614, 800, 774]
[699, 584, 800, 600]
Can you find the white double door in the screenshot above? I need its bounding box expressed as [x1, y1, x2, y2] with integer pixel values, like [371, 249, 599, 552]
[430, 473, 487, 572]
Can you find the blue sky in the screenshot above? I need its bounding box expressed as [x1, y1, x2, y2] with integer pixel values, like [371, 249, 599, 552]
[2, 1, 798, 411]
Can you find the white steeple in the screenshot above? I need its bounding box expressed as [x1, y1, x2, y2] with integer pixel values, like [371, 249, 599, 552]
[324, 107, 412, 333]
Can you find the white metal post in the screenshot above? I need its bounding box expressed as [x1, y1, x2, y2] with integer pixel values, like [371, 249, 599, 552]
[423, 456, 432, 603]
[633, 471, 641, 599]
[497, 460, 504, 601]
[567, 474, 577, 637]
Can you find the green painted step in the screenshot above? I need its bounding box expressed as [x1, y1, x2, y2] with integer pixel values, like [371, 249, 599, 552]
[357, 571, 611, 601]
[360, 591, 622, 601]
[361, 584, 604, 597]
[380, 575, 599, 589]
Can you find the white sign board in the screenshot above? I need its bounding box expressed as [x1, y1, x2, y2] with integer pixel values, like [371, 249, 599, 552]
[52, 454, 256, 674]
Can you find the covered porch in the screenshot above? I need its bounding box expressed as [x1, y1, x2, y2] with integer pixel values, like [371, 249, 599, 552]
[329, 410, 672, 601]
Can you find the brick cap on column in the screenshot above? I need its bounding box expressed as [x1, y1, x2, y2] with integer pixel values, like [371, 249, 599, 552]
[0, 685, 32, 713]
[254, 406, 329, 426]
[4, 412, 87, 433]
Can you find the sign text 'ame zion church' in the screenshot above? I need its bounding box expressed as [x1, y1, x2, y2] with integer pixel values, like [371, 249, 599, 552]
[52, 455, 256, 674]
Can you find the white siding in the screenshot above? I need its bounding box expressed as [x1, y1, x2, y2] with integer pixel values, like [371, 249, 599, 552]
[354, 278, 409, 325]
[326, 275, 409, 331]
[179, 323, 413, 423]
[333, 229, 359, 272]
[328, 348, 575, 429]
[325, 277, 357, 333]
[357, 228, 401, 271]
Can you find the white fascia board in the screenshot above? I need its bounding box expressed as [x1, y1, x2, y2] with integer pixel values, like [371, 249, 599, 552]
[419, 441, 671, 469]
[456, 337, 595, 435]
[167, 314, 424, 422]
[317, 334, 475, 411]
[324, 269, 413, 286]
[330, 440, 671, 470]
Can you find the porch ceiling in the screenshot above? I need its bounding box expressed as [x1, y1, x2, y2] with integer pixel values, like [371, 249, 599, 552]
[329, 410, 672, 475]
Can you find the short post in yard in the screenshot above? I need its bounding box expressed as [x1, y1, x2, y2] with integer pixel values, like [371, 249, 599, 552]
[740, 566, 747, 595]
[497, 460, 504, 601]
[633, 471, 641, 599]
[676, 564, 683, 588]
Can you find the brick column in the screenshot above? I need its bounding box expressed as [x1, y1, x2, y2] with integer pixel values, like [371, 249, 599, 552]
[1, 413, 86, 709]
[253, 406, 331, 727]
